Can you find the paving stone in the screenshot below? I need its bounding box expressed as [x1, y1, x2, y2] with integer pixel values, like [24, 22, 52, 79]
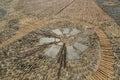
[66, 34, 70, 37]
[67, 46, 80, 60]
[63, 28, 70, 34]
[44, 44, 61, 58]
[74, 42, 88, 52]
[58, 42, 64, 45]
[70, 28, 80, 35]
[39, 37, 55, 45]
[55, 38, 60, 42]
[77, 37, 88, 43]
[52, 29, 63, 35]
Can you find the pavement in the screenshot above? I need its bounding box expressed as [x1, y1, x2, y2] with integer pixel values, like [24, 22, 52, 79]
[0, 0, 120, 80]
[96, 0, 120, 26]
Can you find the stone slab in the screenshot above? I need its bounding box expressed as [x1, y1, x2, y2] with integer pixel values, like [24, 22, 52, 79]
[39, 37, 55, 45]
[70, 28, 80, 35]
[74, 42, 88, 52]
[52, 29, 63, 35]
[67, 46, 80, 60]
[44, 44, 61, 58]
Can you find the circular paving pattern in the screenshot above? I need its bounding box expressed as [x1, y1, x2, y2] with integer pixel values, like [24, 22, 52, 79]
[38, 24, 100, 79]
[0, 18, 115, 80]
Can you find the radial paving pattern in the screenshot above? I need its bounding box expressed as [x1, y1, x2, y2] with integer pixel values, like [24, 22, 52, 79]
[40, 28, 88, 59]
[0, 20, 102, 80]
[34, 21, 101, 80]
[0, 18, 116, 80]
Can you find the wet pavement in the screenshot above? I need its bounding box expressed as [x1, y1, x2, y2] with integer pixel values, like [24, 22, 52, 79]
[96, 0, 120, 26]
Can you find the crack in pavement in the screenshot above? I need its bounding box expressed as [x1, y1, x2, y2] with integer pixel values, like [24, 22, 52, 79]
[55, 0, 76, 15]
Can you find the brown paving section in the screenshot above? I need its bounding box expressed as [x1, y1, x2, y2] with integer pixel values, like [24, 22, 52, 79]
[0, 18, 49, 49]
[89, 27, 115, 80]
[56, 0, 114, 25]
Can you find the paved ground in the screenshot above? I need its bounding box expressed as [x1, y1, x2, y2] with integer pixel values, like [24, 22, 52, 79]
[96, 0, 120, 26]
[0, 0, 120, 80]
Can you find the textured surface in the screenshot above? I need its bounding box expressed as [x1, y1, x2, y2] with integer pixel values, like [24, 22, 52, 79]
[0, 0, 120, 80]
[96, 0, 120, 26]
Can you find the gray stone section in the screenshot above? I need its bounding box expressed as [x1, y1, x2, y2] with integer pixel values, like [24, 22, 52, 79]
[70, 28, 80, 35]
[63, 28, 70, 34]
[74, 42, 88, 52]
[0, 0, 12, 3]
[52, 29, 63, 35]
[67, 46, 80, 60]
[44, 44, 61, 58]
[77, 37, 88, 43]
[0, 9, 6, 18]
[39, 37, 55, 45]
